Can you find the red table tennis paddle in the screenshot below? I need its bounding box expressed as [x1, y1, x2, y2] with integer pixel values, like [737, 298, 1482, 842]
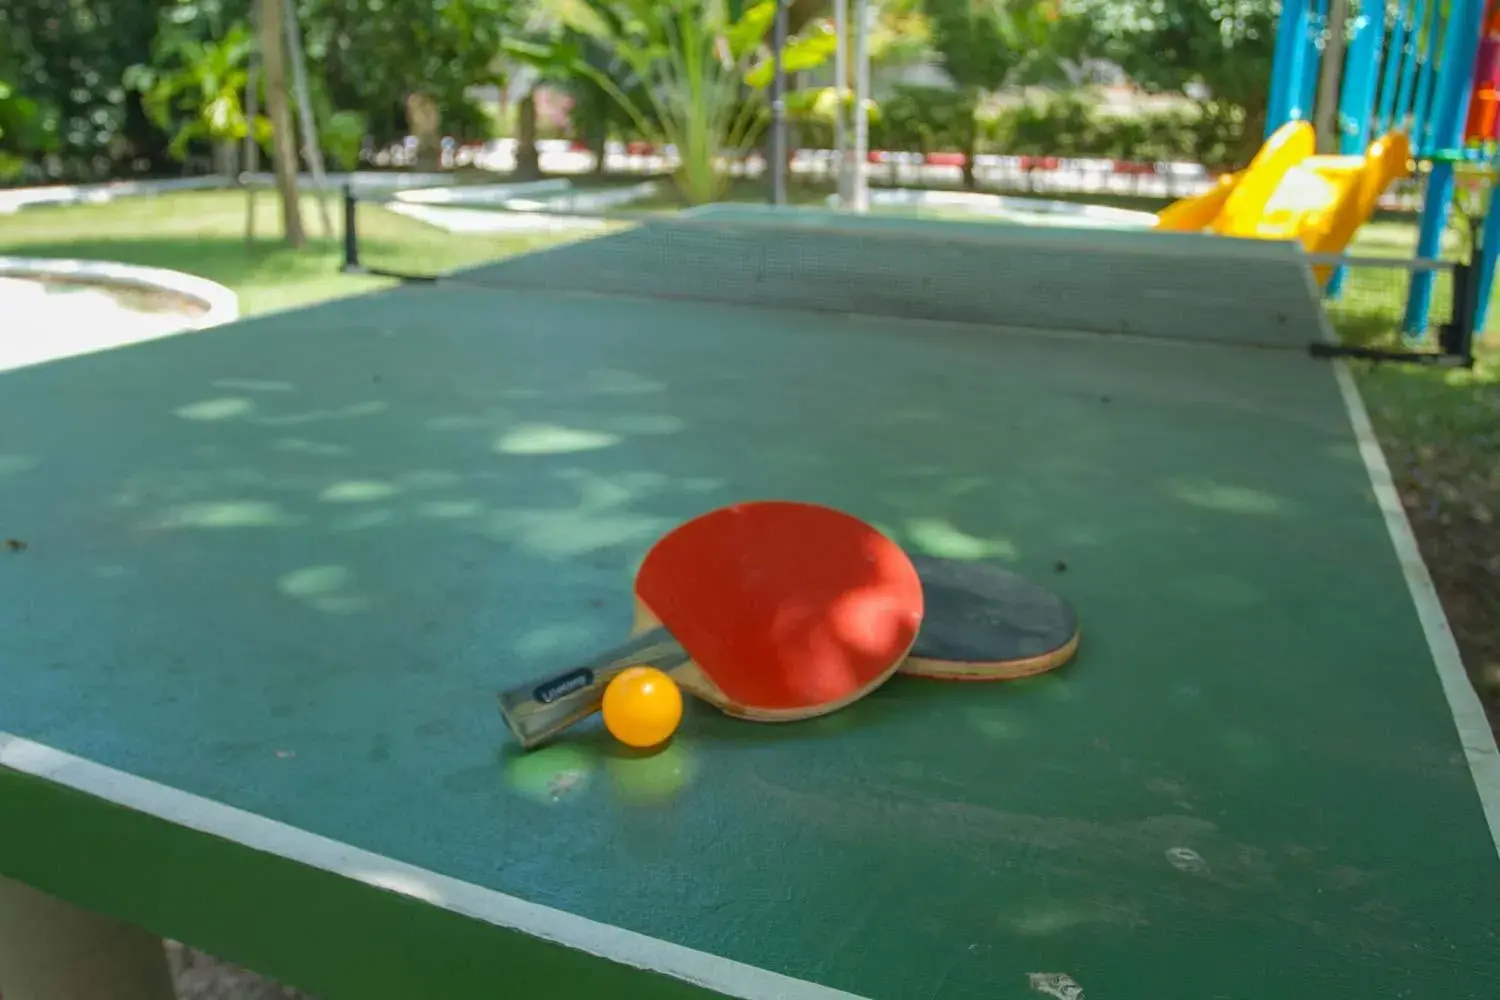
[498, 500, 925, 750]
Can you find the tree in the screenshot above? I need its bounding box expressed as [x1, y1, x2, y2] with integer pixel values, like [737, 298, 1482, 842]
[0, 0, 170, 182]
[868, 0, 937, 68]
[0, 23, 54, 182]
[298, 0, 512, 167]
[259, 0, 307, 246]
[1057, 0, 1279, 162]
[921, 0, 1066, 187]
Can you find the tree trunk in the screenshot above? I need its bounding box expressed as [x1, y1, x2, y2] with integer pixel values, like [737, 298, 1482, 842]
[257, 0, 305, 247]
[960, 91, 980, 191]
[283, 0, 334, 238]
[962, 123, 977, 191]
[1234, 101, 1270, 168]
[213, 140, 237, 179]
[785, 122, 798, 191]
[1314, 0, 1348, 154]
[516, 91, 541, 180]
[405, 92, 441, 172]
[591, 123, 609, 177]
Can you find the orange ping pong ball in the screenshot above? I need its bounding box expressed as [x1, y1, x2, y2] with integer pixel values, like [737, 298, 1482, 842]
[603, 666, 683, 749]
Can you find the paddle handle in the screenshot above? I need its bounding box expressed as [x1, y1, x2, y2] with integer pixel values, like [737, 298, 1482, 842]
[498, 629, 690, 749]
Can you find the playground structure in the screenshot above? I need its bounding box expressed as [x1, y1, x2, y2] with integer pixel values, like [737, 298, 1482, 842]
[1156, 121, 1413, 288]
[1465, 1, 1500, 146]
[1168, 0, 1500, 338]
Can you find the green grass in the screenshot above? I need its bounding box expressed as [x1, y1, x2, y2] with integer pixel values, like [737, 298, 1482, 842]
[1323, 219, 1499, 721]
[0, 179, 879, 315]
[1353, 345, 1500, 714]
[0, 189, 581, 317]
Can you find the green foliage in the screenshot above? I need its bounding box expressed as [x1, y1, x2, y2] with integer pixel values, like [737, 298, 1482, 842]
[321, 110, 369, 170]
[0, 0, 169, 182]
[743, 18, 838, 88]
[996, 94, 1245, 164]
[763, 86, 879, 151]
[0, 77, 49, 180]
[297, 0, 514, 142]
[0, 0, 1280, 184]
[513, 0, 835, 204]
[125, 20, 268, 161]
[515, 18, 649, 151]
[838, 85, 1247, 167]
[867, 0, 937, 67]
[1057, 0, 1277, 112]
[921, 0, 1067, 92]
[998, 92, 1097, 154]
[2, 0, 519, 180]
[1046, 0, 1276, 162]
[0, 20, 58, 181]
[873, 85, 975, 153]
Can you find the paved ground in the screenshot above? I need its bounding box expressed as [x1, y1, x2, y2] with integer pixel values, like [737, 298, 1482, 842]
[169, 945, 310, 1000]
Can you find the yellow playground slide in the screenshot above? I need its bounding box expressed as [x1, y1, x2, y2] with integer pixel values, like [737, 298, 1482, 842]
[1155, 121, 1413, 283]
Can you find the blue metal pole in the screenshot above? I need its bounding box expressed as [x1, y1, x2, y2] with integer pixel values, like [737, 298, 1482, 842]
[1269, 0, 1313, 135]
[1478, 4, 1500, 337]
[1406, 0, 1486, 335]
[1377, 0, 1414, 132]
[1473, 173, 1500, 331]
[1406, 162, 1457, 335]
[1283, 0, 1318, 123]
[1328, 0, 1386, 299]
[1303, 0, 1330, 119]
[1340, 2, 1387, 153]
[1412, 0, 1448, 154]
[1395, 0, 1431, 128]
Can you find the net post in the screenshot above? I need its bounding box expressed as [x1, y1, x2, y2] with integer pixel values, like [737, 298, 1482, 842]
[340, 182, 365, 274]
[1311, 251, 1474, 366]
[1472, 174, 1500, 329]
[769, 0, 789, 206]
[1441, 253, 1480, 365]
[1266, 0, 1310, 136]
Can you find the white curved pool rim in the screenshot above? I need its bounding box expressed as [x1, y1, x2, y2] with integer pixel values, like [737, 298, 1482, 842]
[0, 257, 240, 330]
[0, 257, 239, 371]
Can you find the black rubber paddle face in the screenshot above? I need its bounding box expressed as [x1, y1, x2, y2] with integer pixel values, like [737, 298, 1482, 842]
[903, 555, 1079, 680]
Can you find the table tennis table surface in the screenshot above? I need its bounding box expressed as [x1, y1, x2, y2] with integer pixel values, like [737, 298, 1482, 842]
[2, 204, 1499, 999]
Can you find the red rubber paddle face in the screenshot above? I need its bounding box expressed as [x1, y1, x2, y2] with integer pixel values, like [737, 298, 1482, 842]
[634, 501, 923, 712]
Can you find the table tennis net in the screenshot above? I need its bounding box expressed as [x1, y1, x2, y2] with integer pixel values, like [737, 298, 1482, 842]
[354, 203, 1342, 349]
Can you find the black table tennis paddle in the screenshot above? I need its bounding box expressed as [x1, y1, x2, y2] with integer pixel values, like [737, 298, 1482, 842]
[899, 555, 1079, 680]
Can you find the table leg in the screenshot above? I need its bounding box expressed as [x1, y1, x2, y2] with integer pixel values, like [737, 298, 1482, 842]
[0, 875, 176, 1000]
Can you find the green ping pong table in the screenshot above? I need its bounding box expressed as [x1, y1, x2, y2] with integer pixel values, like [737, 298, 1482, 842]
[2, 205, 1498, 999]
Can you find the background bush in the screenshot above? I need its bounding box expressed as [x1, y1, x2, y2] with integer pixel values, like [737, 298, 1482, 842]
[838, 85, 1250, 168]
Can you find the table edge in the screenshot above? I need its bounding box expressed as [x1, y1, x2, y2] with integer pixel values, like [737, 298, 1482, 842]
[1328, 359, 1500, 851]
[0, 733, 866, 1000]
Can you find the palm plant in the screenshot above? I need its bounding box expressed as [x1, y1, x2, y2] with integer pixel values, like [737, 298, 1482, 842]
[510, 0, 835, 204]
[124, 20, 269, 170]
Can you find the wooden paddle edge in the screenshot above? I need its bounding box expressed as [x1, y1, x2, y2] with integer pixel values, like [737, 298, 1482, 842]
[901, 628, 1081, 681]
